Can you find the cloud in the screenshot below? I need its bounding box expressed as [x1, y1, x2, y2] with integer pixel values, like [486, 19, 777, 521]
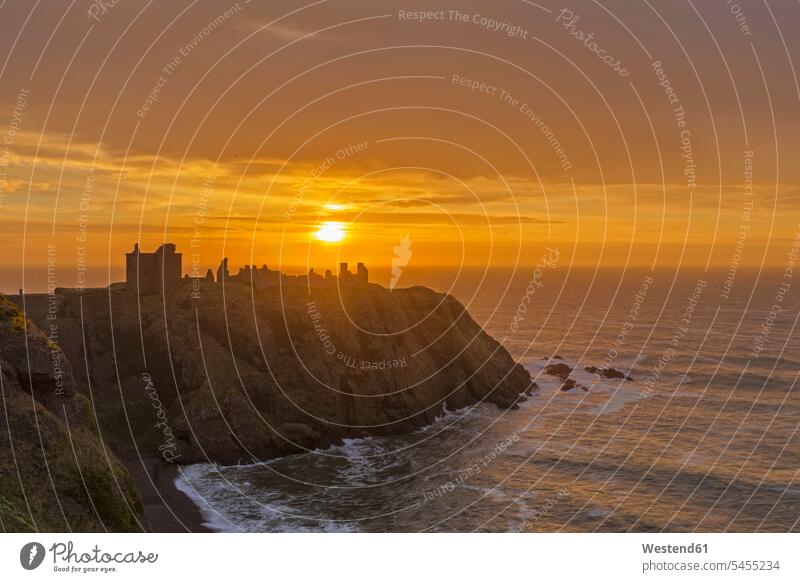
[0, 179, 52, 194]
[229, 18, 323, 41]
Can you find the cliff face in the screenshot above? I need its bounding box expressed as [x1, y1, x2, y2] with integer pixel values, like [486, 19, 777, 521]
[0, 294, 143, 532]
[43, 282, 534, 465]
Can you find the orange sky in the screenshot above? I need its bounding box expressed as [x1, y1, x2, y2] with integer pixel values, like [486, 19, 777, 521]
[1, 0, 799, 292]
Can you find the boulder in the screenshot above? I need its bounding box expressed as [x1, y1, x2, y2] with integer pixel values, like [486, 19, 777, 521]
[585, 366, 633, 381]
[560, 379, 588, 392]
[544, 362, 573, 380]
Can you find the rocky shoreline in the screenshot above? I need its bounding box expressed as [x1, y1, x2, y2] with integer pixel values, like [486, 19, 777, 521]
[4, 281, 534, 531]
[0, 294, 144, 531]
[41, 282, 536, 466]
[122, 457, 210, 533]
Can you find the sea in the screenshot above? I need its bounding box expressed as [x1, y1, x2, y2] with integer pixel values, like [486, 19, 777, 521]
[174, 268, 800, 532]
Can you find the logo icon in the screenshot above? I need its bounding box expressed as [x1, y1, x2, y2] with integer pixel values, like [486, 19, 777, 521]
[20, 542, 46, 570]
[390, 235, 413, 290]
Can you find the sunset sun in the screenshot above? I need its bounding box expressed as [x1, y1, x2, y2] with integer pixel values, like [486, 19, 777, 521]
[314, 222, 346, 243]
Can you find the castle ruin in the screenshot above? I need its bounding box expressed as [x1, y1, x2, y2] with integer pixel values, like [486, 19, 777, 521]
[125, 242, 368, 292]
[215, 259, 368, 289]
[125, 243, 183, 294]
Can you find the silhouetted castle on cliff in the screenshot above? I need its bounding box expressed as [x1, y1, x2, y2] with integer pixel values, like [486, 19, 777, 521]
[214, 258, 368, 289]
[126, 243, 368, 292]
[125, 243, 183, 293]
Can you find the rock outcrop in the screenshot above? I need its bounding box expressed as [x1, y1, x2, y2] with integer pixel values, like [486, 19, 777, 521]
[584, 366, 633, 381]
[543, 362, 588, 391]
[0, 294, 143, 532]
[544, 361, 631, 391]
[34, 281, 535, 465]
[544, 362, 572, 380]
[559, 378, 587, 392]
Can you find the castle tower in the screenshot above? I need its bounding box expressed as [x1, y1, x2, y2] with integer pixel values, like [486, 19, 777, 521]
[154, 244, 182, 292]
[356, 263, 368, 285]
[126, 242, 182, 294]
[216, 258, 229, 283]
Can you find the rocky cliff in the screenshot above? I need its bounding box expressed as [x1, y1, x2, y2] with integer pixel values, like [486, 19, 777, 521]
[0, 294, 143, 532]
[32, 281, 534, 466]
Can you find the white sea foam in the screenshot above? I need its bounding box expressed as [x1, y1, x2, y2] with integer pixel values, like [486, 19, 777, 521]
[175, 465, 239, 532]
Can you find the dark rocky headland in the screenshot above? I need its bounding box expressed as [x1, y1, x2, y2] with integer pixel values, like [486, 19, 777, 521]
[0, 295, 143, 532]
[2, 280, 534, 531]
